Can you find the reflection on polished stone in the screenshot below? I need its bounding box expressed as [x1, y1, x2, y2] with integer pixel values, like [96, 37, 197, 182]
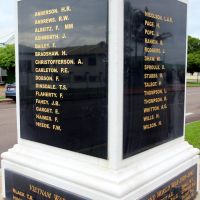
[18, 0, 108, 159]
[123, 0, 187, 158]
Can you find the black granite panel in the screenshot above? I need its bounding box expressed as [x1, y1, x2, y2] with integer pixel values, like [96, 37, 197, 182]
[123, 0, 187, 158]
[18, 0, 108, 159]
[140, 165, 197, 200]
[5, 170, 90, 200]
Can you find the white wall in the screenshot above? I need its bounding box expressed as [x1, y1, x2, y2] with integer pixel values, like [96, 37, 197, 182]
[186, 72, 200, 81]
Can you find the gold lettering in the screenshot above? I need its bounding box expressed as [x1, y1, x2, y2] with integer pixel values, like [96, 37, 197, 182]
[145, 29, 155, 36]
[144, 106, 160, 113]
[35, 107, 53, 113]
[35, 17, 56, 25]
[145, 11, 163, 20]
[35, 91, 57, 98]
[36, 114, 52, 122]
[35, 43, 50, 49]
[144, 73, 159, 79]
[144, 114, 155, 122]
[35, 51, 59, 57]
[144, 97, 163, 104]
[35, 59, 74, 65]
[144, 47, 161, 54]
[35, 27, 53, 33]
[143, 122, 157, 130]
[144, 65, 160, 70]
[35, 9, 58, 17]
[58, 15, 69, 22]
[35, 34, 59, 41]
[145, 20, 155, 27]
[64, 23, 74, 30]
[35, 76, 53, 81]
[35, 68, 58, 73]
[12, 188, 25, 197]
[144, 82, 158, 88]
[144, 56, 161, 62]
[35, 122, 51, 129]
[35, 83, 57, 90]
[36, 99, 49, 105]
[60, 68, 69, 74]
[53, 125, 62, 131]
[29, 184, 52, 198]
[145, 38, 159, 45]
[144, 89, 163, 96]
[61, 6, 71, 12]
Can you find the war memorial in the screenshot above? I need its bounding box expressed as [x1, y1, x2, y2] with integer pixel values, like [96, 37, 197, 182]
[1, 0, 199, 199]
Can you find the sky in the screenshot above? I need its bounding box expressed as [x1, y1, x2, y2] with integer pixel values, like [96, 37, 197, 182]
[0, 0, 199, 43]
[187, 0, 200, 38]
[0, 0, 14, 43]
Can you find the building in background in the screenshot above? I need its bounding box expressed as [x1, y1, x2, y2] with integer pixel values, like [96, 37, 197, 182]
[186, 72, 200, 83]
[0, 68, 7, 84]
[0, 34, 15, 84]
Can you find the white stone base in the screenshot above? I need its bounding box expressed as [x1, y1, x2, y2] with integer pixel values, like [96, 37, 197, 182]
[1, 138, 199, 200]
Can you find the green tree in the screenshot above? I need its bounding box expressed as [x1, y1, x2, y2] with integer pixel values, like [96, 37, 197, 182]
[187, 36, 200, 78]
[188, 52, 200, 74]
[188, 35, 200, 54]
[0, 44, 15, 83]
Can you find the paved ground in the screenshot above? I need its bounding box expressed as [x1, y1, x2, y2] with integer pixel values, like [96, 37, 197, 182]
[0, 88, 200, 199]
[186, 87, 200, 123]
[0, 101, 16, 199]
[0, 102, 17, 168]
[0, 87, 199, 162]
[0, 172, 2, 200]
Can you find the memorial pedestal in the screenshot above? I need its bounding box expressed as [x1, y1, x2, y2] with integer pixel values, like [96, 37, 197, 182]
[1, 0, 199, 199]
[1, 138, 199, 199]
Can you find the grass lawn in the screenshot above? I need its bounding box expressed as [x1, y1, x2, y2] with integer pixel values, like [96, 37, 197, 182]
[0, 96, 5, 100]
[187, 82, 200, 87]
[185, 121, 200, 149]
